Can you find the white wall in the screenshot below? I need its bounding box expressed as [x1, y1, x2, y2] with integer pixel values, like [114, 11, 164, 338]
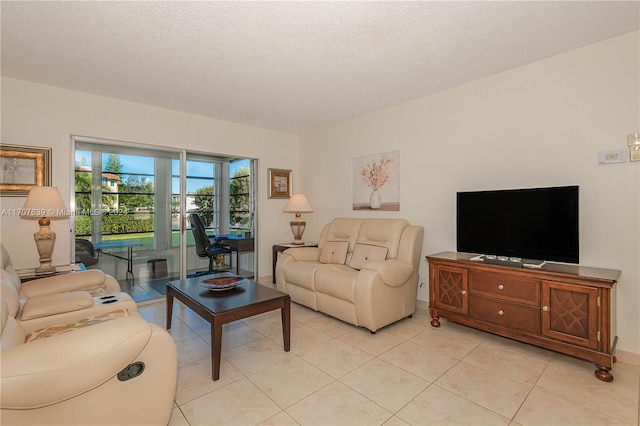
[0, 77, 299, 278]
[299, 32, 640, 355]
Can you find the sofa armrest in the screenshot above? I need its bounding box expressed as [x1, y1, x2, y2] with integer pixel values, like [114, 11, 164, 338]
[20, 270, 119, 298]
[282, 247, 321, 262]
[0, 315, 151, 409]
[361, 259, 414, 287]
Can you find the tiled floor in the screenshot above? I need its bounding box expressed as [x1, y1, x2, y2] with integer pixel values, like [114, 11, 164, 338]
[136, 284, 640, 426]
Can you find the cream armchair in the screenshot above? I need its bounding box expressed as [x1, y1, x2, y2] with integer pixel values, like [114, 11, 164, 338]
[276, 218, 424, 332]
[0, 298, 177, 425]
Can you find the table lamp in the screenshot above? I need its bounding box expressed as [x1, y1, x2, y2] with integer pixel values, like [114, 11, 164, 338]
[283, 193, 313, 245]
[20, 186, 68, 273]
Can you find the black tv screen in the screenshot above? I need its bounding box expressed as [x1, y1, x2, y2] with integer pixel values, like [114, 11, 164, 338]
[456, 186, 579, 264]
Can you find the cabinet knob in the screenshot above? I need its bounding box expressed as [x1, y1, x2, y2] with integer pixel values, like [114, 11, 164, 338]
[461, 290, 467, 295]
[498, 310, 504, 316]
[498, 284, 504, 290]
[542, 305, 549, 311]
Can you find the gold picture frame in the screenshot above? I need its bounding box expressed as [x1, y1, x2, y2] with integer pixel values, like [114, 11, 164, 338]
[0, 144, 51, 196]
[268, 168, 292, 199]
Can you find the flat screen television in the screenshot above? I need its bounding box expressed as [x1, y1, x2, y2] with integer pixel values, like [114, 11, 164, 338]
[456, 185, 579, 264]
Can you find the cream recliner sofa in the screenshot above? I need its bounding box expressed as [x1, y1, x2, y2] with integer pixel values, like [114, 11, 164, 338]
[1, 245, 137, 333]
[276, 218, 424, 332]
[0, 298, 177, 425]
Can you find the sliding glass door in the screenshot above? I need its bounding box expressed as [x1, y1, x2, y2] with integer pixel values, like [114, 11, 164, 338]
[72, 137, 256, 302]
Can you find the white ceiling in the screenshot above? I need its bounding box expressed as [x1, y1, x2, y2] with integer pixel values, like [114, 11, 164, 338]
[1, 1, 638, 134]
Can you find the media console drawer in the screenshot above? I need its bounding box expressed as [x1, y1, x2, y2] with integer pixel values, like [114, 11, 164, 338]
[426, 251, 620, 382]
[469, 294, 540, 333]
[469, 271, 540, 306]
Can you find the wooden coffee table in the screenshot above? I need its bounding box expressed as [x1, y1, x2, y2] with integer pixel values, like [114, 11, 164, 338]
[166, 275, 290, 381]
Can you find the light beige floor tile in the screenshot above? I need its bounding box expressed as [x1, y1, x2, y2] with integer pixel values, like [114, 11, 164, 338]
[410, 322, 486, 359]
[249, 356, 334, 408]
[259, 411, 300, 426]
[266, 322, 333, 354]
[380, 339, 459, 382]
[514, 387, 627, 425]
[381, 317, 427, 340]
[396, 385, 510, 425]
[462, 338, 550, 386]
[165, 319, 199, 343]
[305, 314, 357, 337]
[243, 310, 291, 336]
[536, 360, 638, 425]
[435, 361, 531, 419]
[223, 337, 294, 376]
[183, 313, 213, 335]
[340, 358, 429, 413]
[175, 356, 244, 405]
[286, 381, 392, 425]
[176, 334, 211, 367]
[168, 407, 190, 426]
[198, 320, 265, 351]
[382, 415, 410, 426]
[608, 360, 640, 393]
[180, 378, 281, 426]
[338, 327, 404, 356]
[300, 338, 374, 379]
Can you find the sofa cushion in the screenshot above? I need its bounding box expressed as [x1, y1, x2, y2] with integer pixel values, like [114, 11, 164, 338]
[319, 241, 349, 265]
[348, 243, 388, 270]
[357, 218, 408, 259]
[315, 265, 358, 302]
[20, 291, 94, 321]
[323, 218, 364, 252]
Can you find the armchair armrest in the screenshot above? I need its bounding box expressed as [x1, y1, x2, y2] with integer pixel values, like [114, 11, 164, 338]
[361, 259, 414, 287]
[1, 315, 151, 409]
[20, 270, 117, 298]
[282, 247, 321, 262]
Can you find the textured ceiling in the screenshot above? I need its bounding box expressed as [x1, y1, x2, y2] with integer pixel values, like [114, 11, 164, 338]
[1, 1, 638, 134]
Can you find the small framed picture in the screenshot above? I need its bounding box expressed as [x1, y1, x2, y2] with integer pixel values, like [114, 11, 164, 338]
[268, 168, 292, 199]
[0, 144, 51, 196]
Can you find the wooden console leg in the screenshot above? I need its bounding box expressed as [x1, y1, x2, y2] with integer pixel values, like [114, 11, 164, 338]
[595, 365, 613, 382]
[430, 317, 440, 327]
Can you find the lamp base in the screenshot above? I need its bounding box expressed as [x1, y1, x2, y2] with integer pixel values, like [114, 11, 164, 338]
[34, 225, 56, 273]
[290, 220, 306, 246]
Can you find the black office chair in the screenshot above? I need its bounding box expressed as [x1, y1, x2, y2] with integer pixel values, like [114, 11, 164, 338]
[188, 213, 231, 273]
[75, 238, 99, 268]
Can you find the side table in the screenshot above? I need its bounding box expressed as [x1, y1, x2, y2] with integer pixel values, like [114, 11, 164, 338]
[272, 242, 318, 283]
[16, 263, 86, 282]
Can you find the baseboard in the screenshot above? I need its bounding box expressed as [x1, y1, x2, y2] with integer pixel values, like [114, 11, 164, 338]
[413, 299, 639, 366]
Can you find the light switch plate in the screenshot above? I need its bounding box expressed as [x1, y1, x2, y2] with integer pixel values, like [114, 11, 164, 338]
[598, 150, 627, 164]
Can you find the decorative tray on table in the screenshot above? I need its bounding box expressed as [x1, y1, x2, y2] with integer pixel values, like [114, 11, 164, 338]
[200, 272, 247, 291]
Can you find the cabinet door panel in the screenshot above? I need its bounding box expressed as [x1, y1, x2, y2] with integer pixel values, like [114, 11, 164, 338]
[432, 265, 468, 315]
[541, 280, 599, 349]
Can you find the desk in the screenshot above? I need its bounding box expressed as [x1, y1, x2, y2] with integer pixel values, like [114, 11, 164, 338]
[272, 242, 318, 283]
[94, 241, 142, 281]
[218, 236, 254, 277]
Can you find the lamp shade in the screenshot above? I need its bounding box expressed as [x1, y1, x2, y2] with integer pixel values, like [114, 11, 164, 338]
[20, 186, 68, 219]
[283, 194, 313, 214]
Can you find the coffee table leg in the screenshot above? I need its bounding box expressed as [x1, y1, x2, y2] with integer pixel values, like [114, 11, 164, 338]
[282, 297, 291, 352]
[211, 316, 223, 380]
[166, 290, 173, 329]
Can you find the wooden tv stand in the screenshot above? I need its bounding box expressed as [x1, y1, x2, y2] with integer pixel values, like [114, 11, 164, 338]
[426, 252, 620, 382]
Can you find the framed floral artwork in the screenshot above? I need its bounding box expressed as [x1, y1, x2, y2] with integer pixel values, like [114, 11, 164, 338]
[353, 150, 400, 211]
[268, 168, 292, 199]
[0, 144, 51, 196]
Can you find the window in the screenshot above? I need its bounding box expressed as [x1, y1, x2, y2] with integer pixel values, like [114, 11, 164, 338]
[230, 159, 251, 232]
